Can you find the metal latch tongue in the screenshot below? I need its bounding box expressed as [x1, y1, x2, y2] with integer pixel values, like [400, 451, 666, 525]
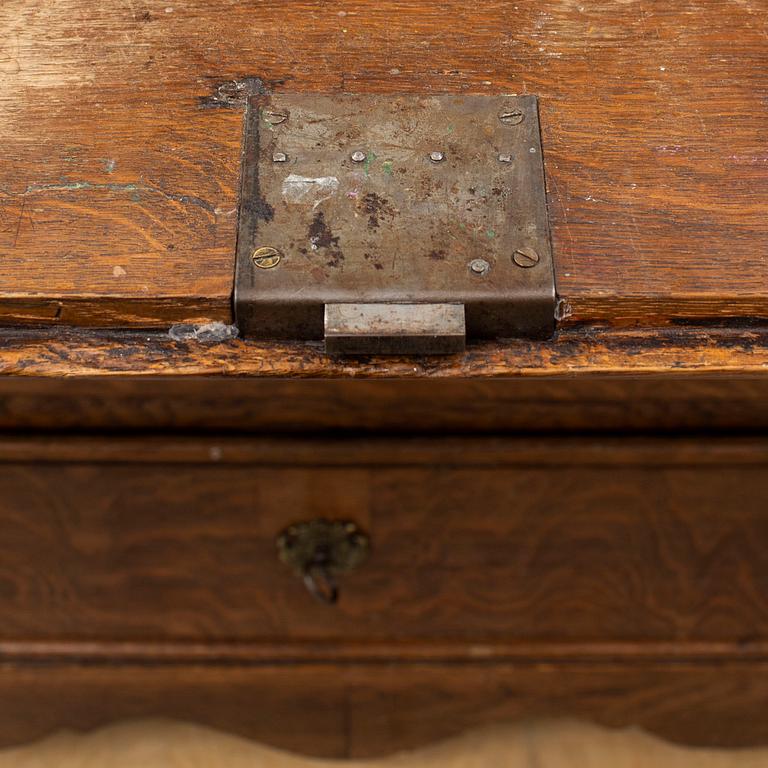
[324, 303, 465, 355]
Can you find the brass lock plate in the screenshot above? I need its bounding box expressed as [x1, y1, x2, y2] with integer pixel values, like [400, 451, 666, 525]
[235, 93, 556, 353]
[276, 519, 369, 576]
[276, 519, 370, 603]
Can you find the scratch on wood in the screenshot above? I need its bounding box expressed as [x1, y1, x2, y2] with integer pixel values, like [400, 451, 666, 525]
[22, 182, 217, 214]
[12, 198, 26, 247]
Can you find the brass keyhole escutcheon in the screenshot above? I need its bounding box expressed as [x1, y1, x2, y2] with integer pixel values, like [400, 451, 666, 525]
[276, 519, 370, 604]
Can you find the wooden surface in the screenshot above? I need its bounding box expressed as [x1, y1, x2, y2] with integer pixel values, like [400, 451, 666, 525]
[1, 0, 767, 328]
[3, 376, 768, 432]
[1, 436, 767, 645]
[1, 434, 767, 465]
[4, 661, 768, 756]
[2, 326, 768, 378]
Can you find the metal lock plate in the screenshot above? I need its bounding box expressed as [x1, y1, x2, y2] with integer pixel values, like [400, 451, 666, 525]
[235, 93, 556, 354]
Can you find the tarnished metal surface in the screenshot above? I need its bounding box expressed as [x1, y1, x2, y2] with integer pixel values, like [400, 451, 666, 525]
[276, 519, 370, 604]
[235, 93, 556, 348]
[325, 303, 465, 355]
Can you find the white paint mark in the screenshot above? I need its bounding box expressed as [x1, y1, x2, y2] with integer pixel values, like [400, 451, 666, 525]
[555, 299, 573, 321]
[113, 265, 127, 277]
[168, 322, 238, 343]
[282, 174, 340, 208]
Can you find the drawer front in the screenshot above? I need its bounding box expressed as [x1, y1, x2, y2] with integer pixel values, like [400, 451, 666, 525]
[2, 438, 768, 644]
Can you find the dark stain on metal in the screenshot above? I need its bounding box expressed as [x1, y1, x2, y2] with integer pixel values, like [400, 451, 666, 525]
[361, 192, 395, 231]
[364, 252, 384, 271]
[308, 212, 344, 268]
[240, 96, 274, 242]
[427, 249, 448, 261]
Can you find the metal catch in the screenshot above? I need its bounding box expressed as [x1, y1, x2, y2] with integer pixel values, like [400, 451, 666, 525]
[234, 93, 556, 354]
[276, 519, 370, 604]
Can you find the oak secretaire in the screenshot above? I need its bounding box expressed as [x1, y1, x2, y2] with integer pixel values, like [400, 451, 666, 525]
[1, 0, 768, 758]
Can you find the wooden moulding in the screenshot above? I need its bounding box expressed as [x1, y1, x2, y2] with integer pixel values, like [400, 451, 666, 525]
[3, 661, 768, 755]
[2, 375, 768, 432]
[0, 326, 767, 378]
[0, 434, 766, 465]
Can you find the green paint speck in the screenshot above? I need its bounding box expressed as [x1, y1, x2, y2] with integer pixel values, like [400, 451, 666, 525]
[382, 160, 393, 176]
[486, 229, 496, 239]
[447, 124, 454, 133]
[363, 151, 377, 175]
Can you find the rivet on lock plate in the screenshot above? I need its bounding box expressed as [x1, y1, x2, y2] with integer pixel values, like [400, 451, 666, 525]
[234, 93, 556, 355]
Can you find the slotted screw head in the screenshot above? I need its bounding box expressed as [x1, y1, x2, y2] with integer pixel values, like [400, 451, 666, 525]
[263, 110, 288, 125]
[513, 246, 541, 268]
[351, 150, 367, 163]
[252, 246, 282, 269]
[499, 108, 525, 126]
[469, 258, 490, 275]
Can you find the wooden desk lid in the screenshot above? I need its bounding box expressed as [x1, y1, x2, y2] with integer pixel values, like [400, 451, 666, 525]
[1, 0, 766, 330]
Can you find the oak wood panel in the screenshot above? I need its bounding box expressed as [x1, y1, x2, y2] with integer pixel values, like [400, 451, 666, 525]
[3, 661, 768, 755]
[3, 376, 768, 432]
[1, 445, 768, 643]
[2, 326, 768, 378]
[1, 0, 767, 327]
[0, 87, 240, 326]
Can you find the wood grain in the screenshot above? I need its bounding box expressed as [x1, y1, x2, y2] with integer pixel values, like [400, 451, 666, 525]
[3, 661, 768, 755]
[2, 326, 768, 378]
[1, 439, 767, 644]
[2, 376, 768, 432]
[1, 0, 767, 327]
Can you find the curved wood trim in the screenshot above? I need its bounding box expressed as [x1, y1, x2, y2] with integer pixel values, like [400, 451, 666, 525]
[3, 661, 768, 755]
